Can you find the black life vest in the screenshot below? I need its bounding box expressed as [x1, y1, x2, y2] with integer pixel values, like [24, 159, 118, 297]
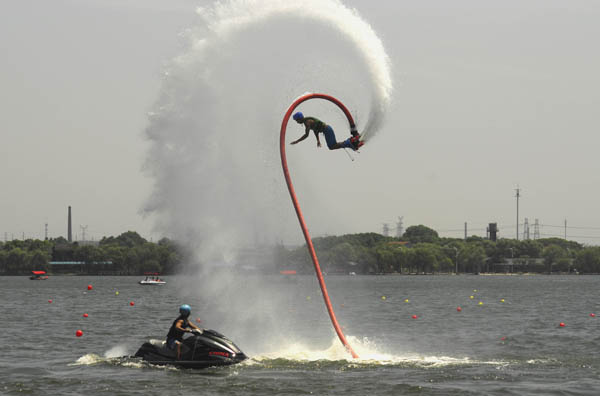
[166, 315, 191, 341]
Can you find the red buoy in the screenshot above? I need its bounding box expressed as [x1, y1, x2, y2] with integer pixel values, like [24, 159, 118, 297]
[129, 301, 135, 306]
[590, 313, 596, 317]
[456, 306, 462, 312]
[83, 313, 88, 318]
[500, 336, 506, 341]
[559, 322, 566, 327]
[87, 285, 93, 291]
[411, 315, 418, 319]
[48, 299, 53, 303]
[76, 330, 83, 337]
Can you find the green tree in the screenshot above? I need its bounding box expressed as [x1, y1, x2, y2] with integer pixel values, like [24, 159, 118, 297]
[7, 248, 27, 274]
[461, 244, 486, 273]
[575, 248, 600, 273]
[403, 225, 439, 244]
[542, 244, 567, 273]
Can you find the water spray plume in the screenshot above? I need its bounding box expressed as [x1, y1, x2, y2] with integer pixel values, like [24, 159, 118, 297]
[143, 0, 392, 357]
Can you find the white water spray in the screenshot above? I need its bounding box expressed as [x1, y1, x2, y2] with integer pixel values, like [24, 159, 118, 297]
[144, 0, 392, 263]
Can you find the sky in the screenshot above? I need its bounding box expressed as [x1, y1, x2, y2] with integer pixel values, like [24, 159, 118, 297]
[1, 0, 599, 245]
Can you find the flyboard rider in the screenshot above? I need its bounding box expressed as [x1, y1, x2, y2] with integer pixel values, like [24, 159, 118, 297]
[290, 112, 363, 150]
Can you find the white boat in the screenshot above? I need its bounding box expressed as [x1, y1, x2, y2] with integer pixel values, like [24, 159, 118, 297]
[139, 276, 166, 285]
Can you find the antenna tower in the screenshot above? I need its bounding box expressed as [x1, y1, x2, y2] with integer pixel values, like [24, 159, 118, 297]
[382, 223, 390, 237]
[80, 225, 88, 242]
[533, 218, 540, 239]
[396, 217, 404, 238]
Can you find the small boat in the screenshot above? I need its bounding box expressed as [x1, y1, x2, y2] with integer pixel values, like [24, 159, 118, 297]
[30, 270, 49, 280]
[139, 274, 166, 285]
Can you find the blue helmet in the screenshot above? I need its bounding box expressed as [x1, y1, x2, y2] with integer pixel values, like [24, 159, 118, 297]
[179, 304, 191, 316]
[293, 112, 304, 121]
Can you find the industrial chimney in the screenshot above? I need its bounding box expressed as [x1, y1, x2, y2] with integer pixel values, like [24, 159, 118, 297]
[68, 206, 72, 243]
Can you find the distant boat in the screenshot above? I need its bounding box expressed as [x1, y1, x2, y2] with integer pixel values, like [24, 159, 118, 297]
[349, 272, 356, 276]
[30, 270, 49, 280]
[139, 273, 166, 285]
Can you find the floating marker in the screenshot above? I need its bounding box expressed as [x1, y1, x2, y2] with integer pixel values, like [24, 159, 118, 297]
[404, 299, 409, 303]
[48, 299, 53, 304]
[306, 296, 311, 300]
[411, 315, 418, 319]
[130, 301, 135, 306]
[115, 291, 119, 296]
[473, 289, 477, 292]
[381, 296, 386, 300]
[500, 299, 505, 303]
[500, 336, 506, 341]
[76, 330, 83, 337]
[559, 322, 566, 327]
[478, 301, 483, 306]
[83, 313, 88, 318]
[456, 306, 462, 312]
[87, 285, 93, 291]
[590, 313, 596, 317]
[470, 296, 474, 299]
[196, 318, 202, 323]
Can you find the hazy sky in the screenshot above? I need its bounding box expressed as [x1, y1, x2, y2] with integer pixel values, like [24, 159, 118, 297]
[2, 0, 599, 245]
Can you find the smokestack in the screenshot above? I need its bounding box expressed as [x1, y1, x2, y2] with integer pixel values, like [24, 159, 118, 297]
[68, 206, 72, 243]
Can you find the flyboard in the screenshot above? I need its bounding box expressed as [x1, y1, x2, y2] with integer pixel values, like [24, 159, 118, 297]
[280, 93, 359, 359]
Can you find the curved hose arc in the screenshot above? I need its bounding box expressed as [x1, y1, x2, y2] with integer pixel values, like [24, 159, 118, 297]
[279, 93, 358, 359]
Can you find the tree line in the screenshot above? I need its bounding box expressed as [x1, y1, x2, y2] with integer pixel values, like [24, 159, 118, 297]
[2, 226, 600, 276]
[0, 231, 183, 275]
[275, 225, 600, 275]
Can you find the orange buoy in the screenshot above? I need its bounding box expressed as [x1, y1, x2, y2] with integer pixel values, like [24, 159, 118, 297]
[76, 330, 83, 337]
[83, 313, 88, 318]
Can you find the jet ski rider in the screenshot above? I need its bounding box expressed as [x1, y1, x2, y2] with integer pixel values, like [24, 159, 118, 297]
[166, 304, 203, 359]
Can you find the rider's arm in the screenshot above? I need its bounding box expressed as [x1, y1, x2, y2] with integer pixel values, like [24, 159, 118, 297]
[175, 320, 193, 333]
[314, 131, 321, 147]
[291, 125, 310, 145]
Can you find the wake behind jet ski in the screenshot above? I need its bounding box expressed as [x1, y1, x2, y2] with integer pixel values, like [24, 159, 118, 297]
[134, 328, 247, 369]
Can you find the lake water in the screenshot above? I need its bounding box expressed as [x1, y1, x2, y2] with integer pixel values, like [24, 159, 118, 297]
[1, 274, 599, 395]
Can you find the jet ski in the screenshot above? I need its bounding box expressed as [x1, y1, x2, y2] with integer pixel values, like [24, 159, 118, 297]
[134, 329, 247, 369]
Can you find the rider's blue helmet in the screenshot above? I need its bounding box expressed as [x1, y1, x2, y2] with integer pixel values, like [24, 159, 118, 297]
[293, 112, 304, 121]
[179, 304, 191, 317]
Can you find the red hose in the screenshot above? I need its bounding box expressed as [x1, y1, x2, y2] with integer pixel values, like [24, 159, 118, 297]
[279, 93, 358, 359]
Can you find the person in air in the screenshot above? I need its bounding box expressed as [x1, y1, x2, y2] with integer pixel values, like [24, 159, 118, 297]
[290, 112, 363, 151]
[166, 304, 203, 360]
